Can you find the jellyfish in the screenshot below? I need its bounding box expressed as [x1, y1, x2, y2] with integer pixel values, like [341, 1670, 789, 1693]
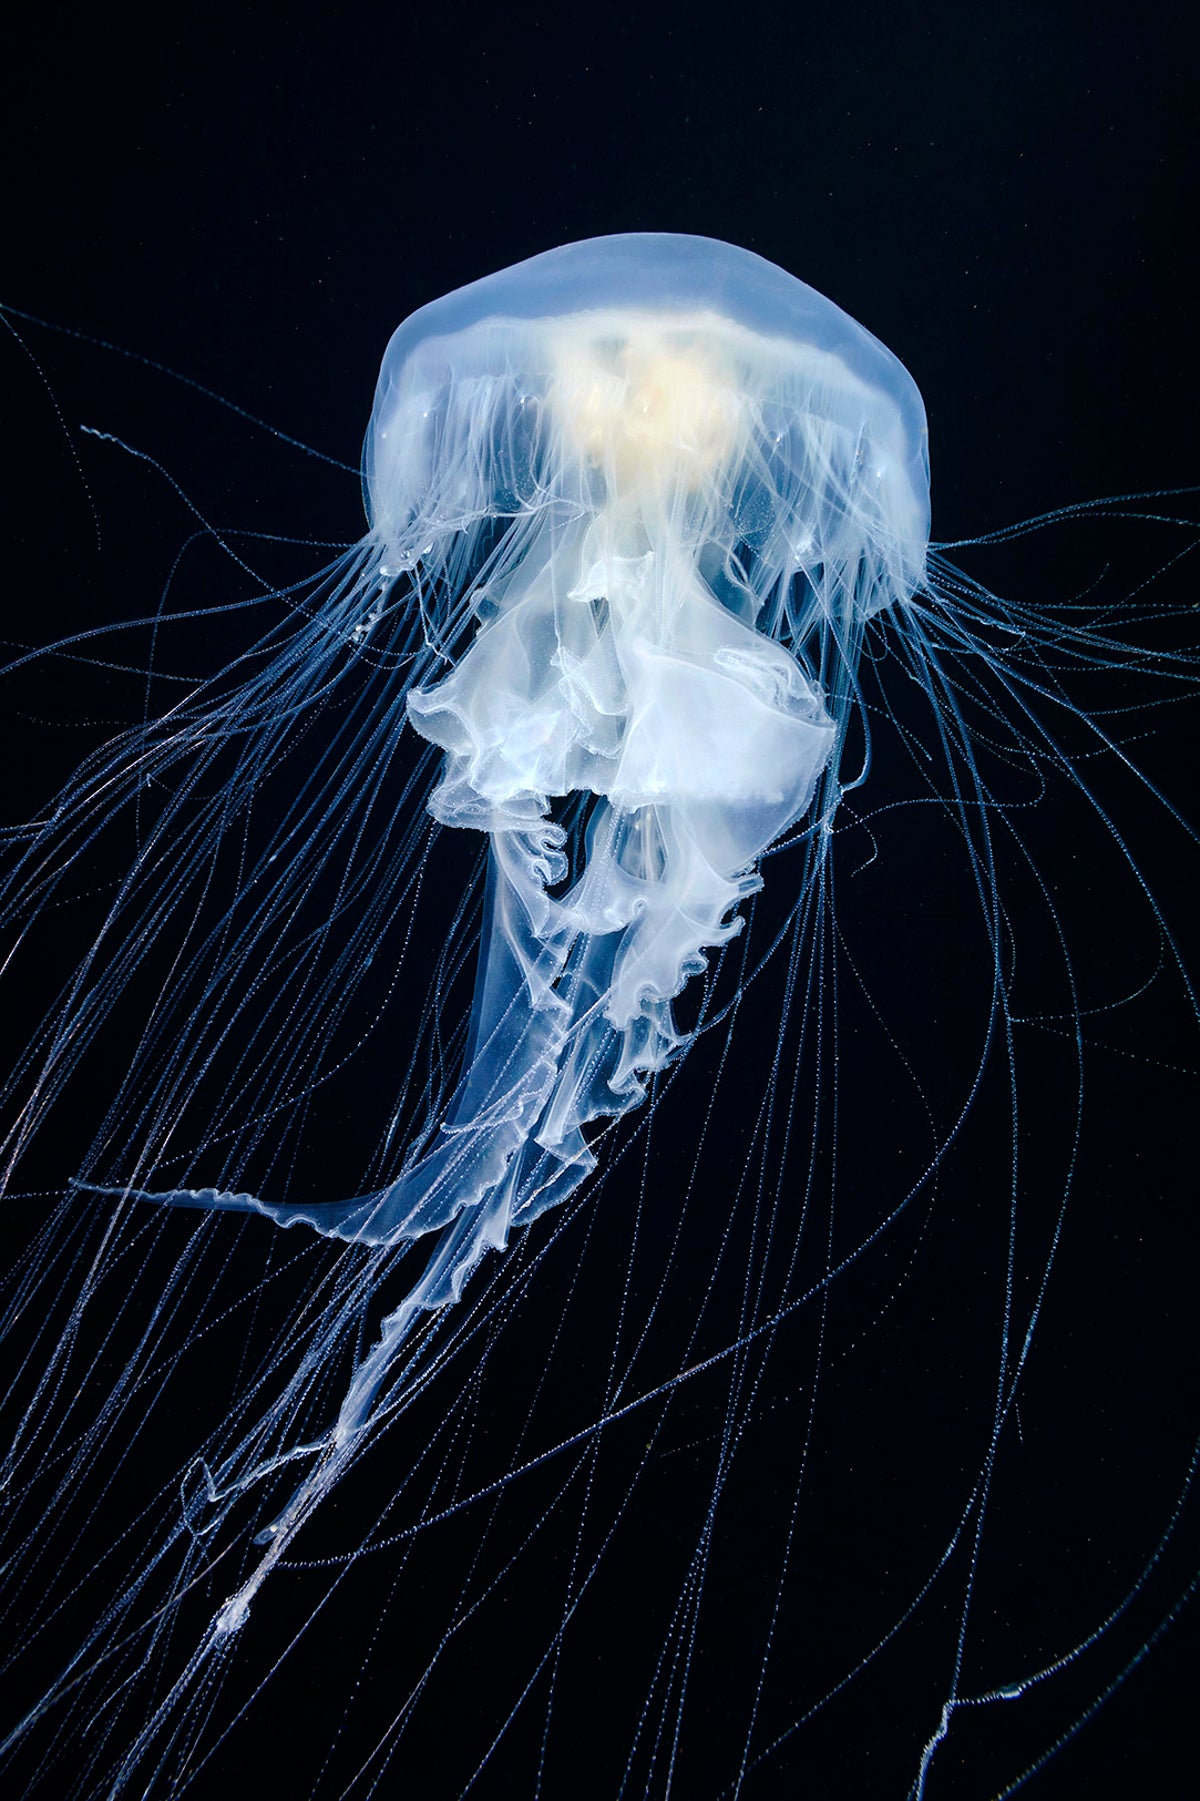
[0, 236, 1195, 1797]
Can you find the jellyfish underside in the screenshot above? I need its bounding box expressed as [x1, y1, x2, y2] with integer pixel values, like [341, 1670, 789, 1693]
[76, 248, 926, 1621]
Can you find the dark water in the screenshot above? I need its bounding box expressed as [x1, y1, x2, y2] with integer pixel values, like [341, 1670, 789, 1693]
[1, 8, 1196, 1797]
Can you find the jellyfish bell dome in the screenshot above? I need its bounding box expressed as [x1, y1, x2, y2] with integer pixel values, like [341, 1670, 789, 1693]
[363, 232, 931, 605]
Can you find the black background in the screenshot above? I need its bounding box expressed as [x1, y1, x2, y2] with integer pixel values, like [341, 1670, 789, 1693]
[2, 5, 1197, 1799]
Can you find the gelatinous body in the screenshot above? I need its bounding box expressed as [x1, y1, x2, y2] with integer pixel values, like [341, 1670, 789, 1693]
[0, 238, 1194, 1797]
[88, 240, 929, 1585]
